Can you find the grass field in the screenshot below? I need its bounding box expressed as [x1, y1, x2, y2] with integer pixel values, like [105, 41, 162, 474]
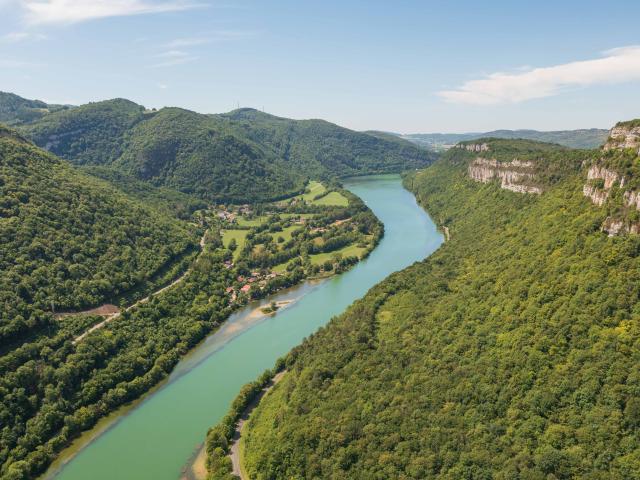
[311, 191, 349, 206]
[237, 215, 269, 227]
[309, 243, 367, 265]
[301, 181, 326, 201]
[272, 261, 290, 274]
[281, 181, 349, 207]
[271, 225, 301, 243]
[271, 242, 367, 273]
[222, 229, 248, 260]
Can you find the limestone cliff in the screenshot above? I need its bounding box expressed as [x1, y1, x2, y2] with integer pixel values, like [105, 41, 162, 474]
[459, 143, 489, 153]
[582, 165, 620, 206]
[468, 157, 542, 194]
[603, 123, 640, 154]
[583, 120, 640, 235]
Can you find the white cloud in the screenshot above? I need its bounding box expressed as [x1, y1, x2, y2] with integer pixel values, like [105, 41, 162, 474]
[439, 46, 640, 105]
[1, 31, 47, 43]
[21, 0, 200, 25]
[151, 49, 197, 68]
[165, 36, 210, 48]
[164, 30, 257, 48]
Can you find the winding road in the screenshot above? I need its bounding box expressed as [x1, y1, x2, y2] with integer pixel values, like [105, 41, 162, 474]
[72, 231, 208, 344]
[229, 371, 287, 479]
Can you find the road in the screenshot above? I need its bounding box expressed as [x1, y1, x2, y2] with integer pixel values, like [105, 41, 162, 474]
[72, 231, 207, 344]
[229, 371, 287, 479]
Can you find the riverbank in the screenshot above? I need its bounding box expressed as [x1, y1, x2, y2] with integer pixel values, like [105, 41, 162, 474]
[230, 371, 287, 479]
[39, 286, 309, 480]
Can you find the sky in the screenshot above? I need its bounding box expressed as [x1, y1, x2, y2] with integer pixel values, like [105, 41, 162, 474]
[1, 0, 640, 133]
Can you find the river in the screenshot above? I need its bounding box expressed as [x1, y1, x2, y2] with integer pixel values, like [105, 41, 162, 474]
[43, 174, 443, 480]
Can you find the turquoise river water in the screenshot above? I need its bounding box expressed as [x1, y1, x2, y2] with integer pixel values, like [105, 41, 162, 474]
[44, 174, 443, 480]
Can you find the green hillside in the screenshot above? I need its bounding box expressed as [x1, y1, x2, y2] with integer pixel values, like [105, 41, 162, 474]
[402, 128, 609, 150]
[220, 108, 433, 178]
[112, 107, 304, 202]
[232, 137, 640, 479]
[0, 125, 198, 345]
[0, 92, 69, 126]
[4, 93, 433, 202]
[21, 98, 147, 166]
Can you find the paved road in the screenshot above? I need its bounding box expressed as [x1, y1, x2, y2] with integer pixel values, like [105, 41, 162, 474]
[230, 371, 287, 479]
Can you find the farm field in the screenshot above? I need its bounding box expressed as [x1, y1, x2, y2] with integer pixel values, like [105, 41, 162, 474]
[309, 243, 367, 264]
[221, 230, 249, 259]
[236, 216, 269, 227]
[311, 191, 349, 206]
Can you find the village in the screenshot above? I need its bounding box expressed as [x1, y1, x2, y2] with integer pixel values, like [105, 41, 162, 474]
[204, 181, 380, 307]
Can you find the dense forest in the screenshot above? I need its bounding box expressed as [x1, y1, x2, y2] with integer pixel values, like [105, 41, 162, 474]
[0, 247, 235, 480]
[0, 121, 383, 479]
[0, 92, 69, 126]
[231, 135, 640, 479]
[1, 92, 434, 203]
[0, 126, 198, 347]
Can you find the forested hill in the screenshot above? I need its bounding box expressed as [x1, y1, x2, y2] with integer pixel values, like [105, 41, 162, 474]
[220, 108, 432, 179]
[233, 127, 640, 478]
[2, 92, 434, 202]
[0, 125, 198, 345]
[0, 91, 69, 126]
[401, 128, 609, 150]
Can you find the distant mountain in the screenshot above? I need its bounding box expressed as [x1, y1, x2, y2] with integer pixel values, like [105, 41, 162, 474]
[2, 93, 434, 203]
[0, 91, 70, 125]
[401, 128, 609, 150]
[0, 124, 197, 345]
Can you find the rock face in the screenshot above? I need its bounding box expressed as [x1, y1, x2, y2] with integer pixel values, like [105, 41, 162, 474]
[583, 166, 620, 206]
[583, 166, 640, 235]
[468, 157, 542, 194]
[603, 125, 640, 154]
[459, 143, 489, 152]
[587, 165, 620, 189]
[583, 122, 640, 235]
[624, 190, 640, 210]
[582, 185, 607, 206]
[602, 218, 640, 237]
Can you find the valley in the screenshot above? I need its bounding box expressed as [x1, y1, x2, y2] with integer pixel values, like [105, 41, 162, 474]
[39, 175, 442, 480]
[3, 4, 640, 480]
[227, 123, 640, 479]
[0, 92, 430, 480]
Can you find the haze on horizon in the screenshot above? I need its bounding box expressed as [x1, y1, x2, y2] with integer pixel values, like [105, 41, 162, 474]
[1, 0, 640, 133]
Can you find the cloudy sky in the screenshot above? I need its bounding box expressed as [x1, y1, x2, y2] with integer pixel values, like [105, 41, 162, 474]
[1, 0, 640, 133]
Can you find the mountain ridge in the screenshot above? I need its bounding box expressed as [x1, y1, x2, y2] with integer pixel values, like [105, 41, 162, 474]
[1, 92, 434, 203]
[400, 128, 609, 150]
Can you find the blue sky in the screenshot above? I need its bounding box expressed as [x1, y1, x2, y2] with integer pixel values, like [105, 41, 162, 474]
[1, 0, 640, 133]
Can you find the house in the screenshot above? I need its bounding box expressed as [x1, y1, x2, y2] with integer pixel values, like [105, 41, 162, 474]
[240, 284, 251, 293]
